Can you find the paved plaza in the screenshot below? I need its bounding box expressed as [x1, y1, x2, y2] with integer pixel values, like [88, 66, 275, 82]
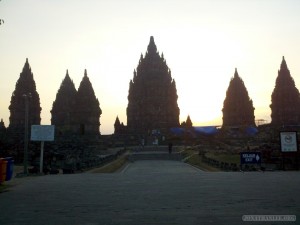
[0, 160, 299, 225]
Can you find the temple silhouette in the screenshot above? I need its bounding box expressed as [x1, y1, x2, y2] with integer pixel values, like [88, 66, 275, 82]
[51, 69, 101, 137]
[7, 59, 41, 141]
[270, 56, 300, 126]
[1, 37, 300, 168]
[115, 36, 180, 138]
[222, 68, 255, 127]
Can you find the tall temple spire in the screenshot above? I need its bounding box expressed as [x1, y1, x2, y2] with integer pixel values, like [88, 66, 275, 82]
[127, 36, 179, 136]
[8, 59, 41, 137]
[73, 70, 102, 135]
[51, 70, 77, 133]
[222, 68, 255, 127]
[270, 57, 300, 125]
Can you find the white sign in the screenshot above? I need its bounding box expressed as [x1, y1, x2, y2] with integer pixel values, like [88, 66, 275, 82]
[280, 132, 298, 152]
[31, 125, 55, 141]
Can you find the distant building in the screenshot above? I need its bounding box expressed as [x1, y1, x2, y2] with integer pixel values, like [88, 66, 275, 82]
[270, 56, 300, 126]
[51, 69, 101, 137]
[181, 115, 193, 128]
[114, 116, 126, 135]
[126, 36, 180, 136]
[222, 68, 255, 127]
[8, 58, 41, 138]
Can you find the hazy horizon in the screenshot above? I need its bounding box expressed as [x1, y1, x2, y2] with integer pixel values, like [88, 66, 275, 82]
[1, 0, 300, 134]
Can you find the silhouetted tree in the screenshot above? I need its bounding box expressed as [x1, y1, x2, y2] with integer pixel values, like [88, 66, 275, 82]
[0, 0, 4, 25]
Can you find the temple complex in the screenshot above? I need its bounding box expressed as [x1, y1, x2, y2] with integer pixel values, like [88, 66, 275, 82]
[7, 58, 41, 138]
[126, 36, 180, 136]
[270, 57, 300, 126]
[222, 68, 255, 127]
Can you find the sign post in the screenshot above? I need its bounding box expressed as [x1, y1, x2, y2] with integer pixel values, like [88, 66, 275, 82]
[280, 131, 298, 152]
[31, 125, 55, 173]
[280, 131, 298, 170]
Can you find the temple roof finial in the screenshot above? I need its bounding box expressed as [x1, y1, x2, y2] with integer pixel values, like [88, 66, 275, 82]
[280, 56, 288, 71]
[147, 36, 157, 54]
[234, 68, 238, 78]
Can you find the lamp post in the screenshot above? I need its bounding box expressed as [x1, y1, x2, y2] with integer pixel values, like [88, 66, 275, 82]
[23, 93, 31, 175]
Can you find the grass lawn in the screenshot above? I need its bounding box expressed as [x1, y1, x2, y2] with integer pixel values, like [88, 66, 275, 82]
[186, 154, 221, 171]
[181, 147, 241, 171]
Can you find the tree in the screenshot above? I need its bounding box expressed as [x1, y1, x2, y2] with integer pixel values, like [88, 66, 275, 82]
[0, 0, 4, 25]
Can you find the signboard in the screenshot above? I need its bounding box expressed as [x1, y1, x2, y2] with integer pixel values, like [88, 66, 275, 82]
[240, 152, 261, 164]
[31, 125, 55, 141]
[280, 131, 298, 152]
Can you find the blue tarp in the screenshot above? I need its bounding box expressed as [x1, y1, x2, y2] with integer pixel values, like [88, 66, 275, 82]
[245, 126, 258, 135]
[170, 127, 185, 135]
[193, 126, 218, 135]
[170, 126, 218, 136]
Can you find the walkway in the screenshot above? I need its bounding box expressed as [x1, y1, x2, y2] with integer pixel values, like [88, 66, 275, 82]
[0, 160, 299, 225]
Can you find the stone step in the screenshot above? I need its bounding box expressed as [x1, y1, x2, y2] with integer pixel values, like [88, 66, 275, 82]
[128, 152, 183, 162]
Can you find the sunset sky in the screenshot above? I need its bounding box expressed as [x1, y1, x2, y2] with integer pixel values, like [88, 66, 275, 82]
[1, 0, 300, 134]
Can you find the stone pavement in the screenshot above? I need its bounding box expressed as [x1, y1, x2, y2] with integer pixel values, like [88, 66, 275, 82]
[0, 160, 299, 225]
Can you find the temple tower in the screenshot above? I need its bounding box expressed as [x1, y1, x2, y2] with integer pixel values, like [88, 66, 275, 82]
[222, 68, 255, 127]
[270, 57, 300, 126]
[181, 115, 193, 128]
[114, 116, 126, 135]
[51, 70, 77, 135]
[72, 70, 101, 135]
[126, 36, 180, 135]
[8, 58, 41, 137]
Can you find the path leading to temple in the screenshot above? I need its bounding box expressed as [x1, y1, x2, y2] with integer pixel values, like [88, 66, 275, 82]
[0, 160, 299, 225]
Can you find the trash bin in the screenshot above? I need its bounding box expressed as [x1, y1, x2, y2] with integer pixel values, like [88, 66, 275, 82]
[5, 157, 14, 181]
[0, 158, 8, 183]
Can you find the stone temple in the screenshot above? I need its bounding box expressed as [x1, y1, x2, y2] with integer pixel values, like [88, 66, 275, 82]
[222, 68, 255, 127]
[8, 58, 41, 139]
[125, 36, 180, 136]
[51, 69, 101, 137]
[270, 57, 300, 126]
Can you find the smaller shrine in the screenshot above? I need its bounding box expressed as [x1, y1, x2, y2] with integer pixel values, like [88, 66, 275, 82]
[270, 57, 300, 126]
[222, 68, 255, 127]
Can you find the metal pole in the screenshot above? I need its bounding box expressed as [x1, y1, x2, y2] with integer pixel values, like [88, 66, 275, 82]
[23, 94, 29, 175]
[40, 141, 44, 174]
